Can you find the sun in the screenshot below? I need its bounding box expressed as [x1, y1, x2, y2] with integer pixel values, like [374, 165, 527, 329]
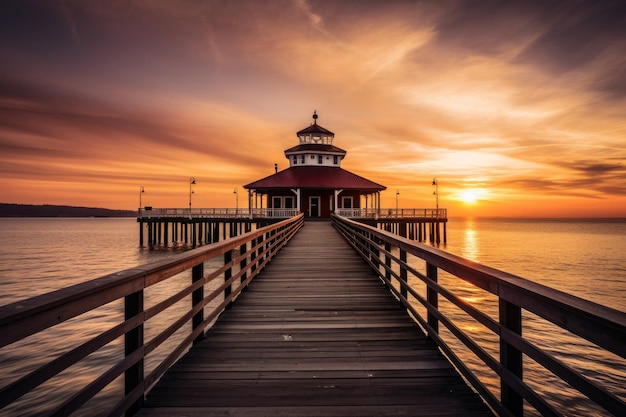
[459, 189, 479, 204]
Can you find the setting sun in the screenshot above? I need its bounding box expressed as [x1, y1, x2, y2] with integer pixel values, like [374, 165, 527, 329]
[460, 190, 480, 204]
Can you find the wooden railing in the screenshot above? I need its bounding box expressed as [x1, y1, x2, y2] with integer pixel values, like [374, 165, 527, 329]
[331, 214, 625, 417]
[0, 214, 304, 417]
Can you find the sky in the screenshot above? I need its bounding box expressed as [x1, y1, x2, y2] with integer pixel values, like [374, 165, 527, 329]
[1, 0, 625, 217]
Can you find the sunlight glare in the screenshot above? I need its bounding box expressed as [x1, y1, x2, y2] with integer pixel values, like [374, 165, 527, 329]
[460, 189, 479, 204]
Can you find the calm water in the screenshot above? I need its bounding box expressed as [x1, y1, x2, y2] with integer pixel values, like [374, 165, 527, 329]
[432, 218, 626, 416]
[0, 217, 625, 416]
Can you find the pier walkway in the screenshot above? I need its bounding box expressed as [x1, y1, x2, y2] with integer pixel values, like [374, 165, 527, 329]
[137, 221, 492, 416]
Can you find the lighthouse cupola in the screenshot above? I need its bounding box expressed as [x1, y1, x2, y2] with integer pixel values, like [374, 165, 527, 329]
[297, 111, 335, 145]
[285, 111, 347, 168]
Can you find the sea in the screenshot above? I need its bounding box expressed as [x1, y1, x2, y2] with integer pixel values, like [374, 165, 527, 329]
[0, 217, 624, 416]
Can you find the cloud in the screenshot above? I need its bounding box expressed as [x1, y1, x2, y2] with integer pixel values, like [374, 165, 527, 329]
[0, 0, 625, 214]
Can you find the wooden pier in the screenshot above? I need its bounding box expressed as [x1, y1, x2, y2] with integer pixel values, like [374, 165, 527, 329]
[2, 215, 624, 417]
[137, 221, 490, 416]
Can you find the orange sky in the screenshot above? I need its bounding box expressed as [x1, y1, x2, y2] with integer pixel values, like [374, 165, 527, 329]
[1, 0, 625, 217]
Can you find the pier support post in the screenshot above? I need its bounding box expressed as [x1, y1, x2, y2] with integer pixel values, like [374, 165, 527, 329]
[147, 221, 153, 247]
[213, 223, 220, 243]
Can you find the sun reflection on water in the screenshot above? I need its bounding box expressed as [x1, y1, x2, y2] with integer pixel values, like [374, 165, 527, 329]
[461, 218, 480, 262]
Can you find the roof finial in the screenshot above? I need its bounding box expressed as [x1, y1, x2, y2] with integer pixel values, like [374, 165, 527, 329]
[312, 110, 318, 125]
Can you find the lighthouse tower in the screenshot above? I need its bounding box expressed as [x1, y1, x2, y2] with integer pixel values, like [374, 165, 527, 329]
[244, 112, 386, 218]
[285, 111, 346, 168]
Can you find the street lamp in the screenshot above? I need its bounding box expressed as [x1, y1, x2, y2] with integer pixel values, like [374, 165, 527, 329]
[395, 189, 400, 216]
[432, 178, 439, 215]
[233, 187, 238, 214]
[139, 186, 145, 217]
[189, 177, 196, 217]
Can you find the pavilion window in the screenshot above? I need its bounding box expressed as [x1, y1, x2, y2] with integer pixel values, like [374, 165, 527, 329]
[333, 156, 338, 164]
[301, 155, 305, 163]
[318, 155, 323, 164]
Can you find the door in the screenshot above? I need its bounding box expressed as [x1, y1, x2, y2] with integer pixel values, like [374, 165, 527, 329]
[309, 197, 320, 217]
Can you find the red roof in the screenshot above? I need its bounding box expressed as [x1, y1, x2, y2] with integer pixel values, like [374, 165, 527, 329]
[244, 166, 386, 192]
[297, 123, 334, 136]
[284, 144, 346, 154]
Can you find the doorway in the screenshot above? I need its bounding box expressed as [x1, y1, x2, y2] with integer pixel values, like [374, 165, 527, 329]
[309, 197, 320, 217]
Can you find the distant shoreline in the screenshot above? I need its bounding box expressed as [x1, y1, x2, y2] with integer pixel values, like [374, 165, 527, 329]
[0, 203, 136, 218]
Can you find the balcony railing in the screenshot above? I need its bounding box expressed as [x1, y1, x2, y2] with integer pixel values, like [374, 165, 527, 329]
[335, 208, 447, 219]
[138, 207, 447, 220]
[139, 208, 301, 219]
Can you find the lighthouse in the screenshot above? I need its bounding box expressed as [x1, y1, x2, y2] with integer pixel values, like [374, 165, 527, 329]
[244, 112, 386, 218]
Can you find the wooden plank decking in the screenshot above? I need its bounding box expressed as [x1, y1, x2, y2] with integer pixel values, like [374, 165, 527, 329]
[138, 221, 493, 417]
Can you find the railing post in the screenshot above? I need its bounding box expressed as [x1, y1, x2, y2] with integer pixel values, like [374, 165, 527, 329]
[250, 236, 258, 274]
[224, 249, 233, 309]
[192, 263, 204, 344]
[384, 242, 392, 289]
[370, 232, 380, 270]
[240, 241, 248, 287]
[400, 249, 407, 302]
[257, 233, 264, 264]
[500, 299, 523, 417]
[426, 262, 438, 335]
[265, 230, 271, 259]
[124, 290, 144, 417]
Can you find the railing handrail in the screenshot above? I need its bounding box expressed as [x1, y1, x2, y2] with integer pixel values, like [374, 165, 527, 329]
[0, 214, 304, 416]
[331, 214, 626, 417]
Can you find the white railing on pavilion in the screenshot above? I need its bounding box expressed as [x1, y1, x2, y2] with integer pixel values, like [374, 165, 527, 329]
[139, 208, 301, 219]
[139, 208, 447, 219]
[335, 208, 447, 219]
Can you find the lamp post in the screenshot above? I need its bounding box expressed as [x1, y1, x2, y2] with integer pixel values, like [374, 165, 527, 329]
[139, 186, 145, 217]
[432, 178, 439, 216]
[395, 189, 400, 217]
[233, 187, 238, 214]
[189, 177, 196, 218]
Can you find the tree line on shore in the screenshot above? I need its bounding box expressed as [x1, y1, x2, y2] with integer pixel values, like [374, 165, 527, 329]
[0, 203, 136, 217]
